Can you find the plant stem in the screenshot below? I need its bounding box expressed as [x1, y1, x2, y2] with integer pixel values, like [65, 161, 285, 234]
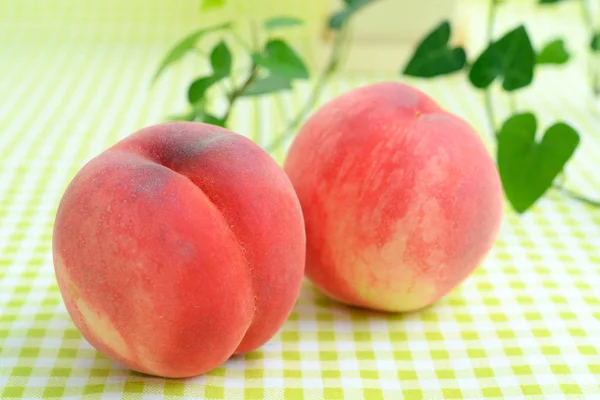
[553, 183, 600, 207]
[222, 64, 258, 125]
[275, 95, 290, 128]
[484, 0, 498, 140]
[484, 90, 497, 139]
[580, 0, 600, 96]
[508, 94, 516, 114]
[231, 29, 252, 51]
[264, 25, 349, 153]
[220, 22, 261, 126]
[250, 21, 260, 51]
[486, 0, 497, 43]
[193, 48, 209, 57]
[579, 0, 595, 32]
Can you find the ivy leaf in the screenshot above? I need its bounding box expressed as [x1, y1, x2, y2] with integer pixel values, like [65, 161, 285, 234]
[241, 75, 292, 96]
[181, 102, 226, 126]
[264, 16, 304, 30]
[497, 113, 580, 213]
[187, 75, 222, 104]
[210, 41, 232, 77]
[199, 114, 226, 127]
[403, 21, 466, 78]
[591, 33, 600, 52]
[201, 0, 226, 10]
[469, 25, 535, 91]
[252, 39, 309, 80]
[153, 22, 230, 83]
[328, 10, 352, 30]
[329, 0, 371, 30]
[537, 39, 569, 64]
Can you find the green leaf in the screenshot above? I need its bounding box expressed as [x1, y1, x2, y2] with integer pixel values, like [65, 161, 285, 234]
[201, 0, 226, 10]
[241, 75, 292, 96]
[469, 25, 535, 91]
[210, 41, 232, 77]
[153, 22, 230, 83]
[497, 112, 580, 213]
[403, 21, 466, 78]
[539, 0, 565, 3]
[187, 75, 222, 104]
[537, 39, 569, 64]
[199, 114, 226, 127]
[591, 33, 600, 52]
[252, 39, 309, 79]
[328, 10, 351, 30]
[328, 0, 371, 30]
[181, 102, 226, 126]
[264, 16, 304, 30]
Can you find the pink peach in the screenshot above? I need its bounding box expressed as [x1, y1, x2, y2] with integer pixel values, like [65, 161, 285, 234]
[284, 82, 503, 312]
[53, 122, 305, 377]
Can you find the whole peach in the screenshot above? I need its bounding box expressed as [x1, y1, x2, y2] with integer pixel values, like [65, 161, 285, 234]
[53, 122, 305, 377]
[284, 82, 502, 312]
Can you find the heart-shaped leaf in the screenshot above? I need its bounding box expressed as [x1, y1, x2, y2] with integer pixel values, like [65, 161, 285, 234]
[264, 17, 303, 30]
[210, 41, 232, 77]
[403, 21, 466, 78]
[241, 75, 292, 96]
[199, 114, 226, 127]
[469, 25, 535, 91]
[497, 113, 580, 213]
[537, 39, 569, 65]
[329, 0, 372, 30]
[175, 103, 226, 126]
[252, 39, 309, 80]
[187, 75, 223, 104]
[152, 22, 230, 83]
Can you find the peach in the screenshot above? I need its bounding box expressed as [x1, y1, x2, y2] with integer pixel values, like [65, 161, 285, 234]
[284, 82, 502, 312]
[52, 122, 305, 378]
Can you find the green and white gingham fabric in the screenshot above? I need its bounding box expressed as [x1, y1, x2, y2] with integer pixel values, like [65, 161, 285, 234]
[1, 1, 600, 399]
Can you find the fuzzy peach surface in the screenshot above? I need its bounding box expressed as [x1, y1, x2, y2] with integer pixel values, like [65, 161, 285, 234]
[284, 82, 503, 312]
[52, 122, 306, 378]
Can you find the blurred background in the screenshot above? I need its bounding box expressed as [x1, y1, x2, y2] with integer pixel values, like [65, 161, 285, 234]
[1, 0, 599, 206]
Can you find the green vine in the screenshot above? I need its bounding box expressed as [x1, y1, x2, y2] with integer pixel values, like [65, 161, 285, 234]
[484, 0, 498, 137]
[153, 0, 599, 214]
[265, 24, 350, 153]
[403, 0, 600, 213]
[152, 0, 374, 149]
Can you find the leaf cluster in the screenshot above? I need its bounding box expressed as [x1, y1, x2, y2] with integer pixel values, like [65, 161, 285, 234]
[402, 1, 582, 213]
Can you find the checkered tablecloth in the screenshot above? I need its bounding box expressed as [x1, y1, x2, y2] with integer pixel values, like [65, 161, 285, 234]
[1, 1, 600, 399]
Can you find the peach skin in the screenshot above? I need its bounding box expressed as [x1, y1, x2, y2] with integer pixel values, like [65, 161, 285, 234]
[284, 82, 503, 312]
[52, 122, 306, 378]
